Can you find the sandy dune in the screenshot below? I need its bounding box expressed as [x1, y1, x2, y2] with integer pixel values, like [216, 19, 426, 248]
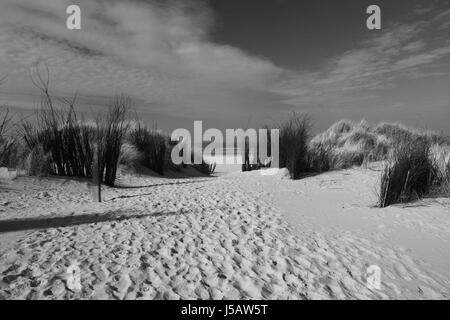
[0, 166, 449, 300]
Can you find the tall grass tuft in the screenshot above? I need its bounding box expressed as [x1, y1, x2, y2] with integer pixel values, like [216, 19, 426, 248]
[378, 137, 436, 207]
[307, 144, 334, 173]
[193, 160, 216, 175]
[128, 122, 166, 175]
[25, 143, 52, 176]
[96, 95, 129, 186]
[20, 101, 94, 177]
[19, 67, 94, 177]
[279, 113, 311, 179]
[430, 144, 450, 197]
[444, 161, 450, 197]
[0, 107, 21, 168]
[4, 68, 218, 181]
[18, 67, 130, 186]
[119, 143, 143, 169]
[0, 107, 12, 138]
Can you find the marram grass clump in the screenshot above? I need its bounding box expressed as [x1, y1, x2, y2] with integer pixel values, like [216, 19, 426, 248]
[378, 137, 436, 207]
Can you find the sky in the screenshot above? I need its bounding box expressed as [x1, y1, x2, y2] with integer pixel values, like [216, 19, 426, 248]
[0, 0, 449, 134]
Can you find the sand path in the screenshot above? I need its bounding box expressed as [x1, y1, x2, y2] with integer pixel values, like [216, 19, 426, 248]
[232, 167, 450, 299]
[0, 167, 448, 299]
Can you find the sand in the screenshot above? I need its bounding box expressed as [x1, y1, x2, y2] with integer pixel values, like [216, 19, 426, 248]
[0, 165, 449, 300]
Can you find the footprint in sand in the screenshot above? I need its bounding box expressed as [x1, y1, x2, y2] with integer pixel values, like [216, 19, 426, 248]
[393, 263, 413, 281]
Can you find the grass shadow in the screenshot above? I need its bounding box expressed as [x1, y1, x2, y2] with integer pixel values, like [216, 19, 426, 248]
[0, 210, 178, 233]
[114, 178, 212, 190]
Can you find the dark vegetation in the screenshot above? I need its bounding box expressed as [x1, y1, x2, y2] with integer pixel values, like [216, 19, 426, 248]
[0, 68, 215, 186]
[245, 114, 450, 206]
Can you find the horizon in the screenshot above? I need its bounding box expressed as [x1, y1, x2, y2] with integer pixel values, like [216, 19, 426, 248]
[0, 0, 449, 134]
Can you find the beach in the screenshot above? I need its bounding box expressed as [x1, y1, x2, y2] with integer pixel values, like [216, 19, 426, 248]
[0, 165, 448, 300]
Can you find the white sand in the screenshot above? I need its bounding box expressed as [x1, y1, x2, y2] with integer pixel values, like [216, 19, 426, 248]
[0, 165, 449, 299]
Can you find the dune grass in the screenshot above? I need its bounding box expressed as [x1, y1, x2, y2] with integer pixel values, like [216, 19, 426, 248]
[14, 68, 127, 185]
[444, 162, 450, 196]
[20, 95, 129, 187]
[305, 118, 449, 206]
[21, 106, 95, 178]
[277, 113, 311, 179]
[20, 67, 96, 178]
[122, 123, 216, 176]
[430, 143, 450, 198]
[193, 161, 216, 175]
[4, 67, 216, 183]
[0, 77, 25, 168]
[95, 95, 130, 186]
[266, 114, 449, 204]
[118, 143, 143, 169]
[0, 107, 20, 168]
[378, 137, 437, 207]
[18, 103, 215, 182]
[127, 122, 166, 175]
[2, 68, 447, 199]
[308, 119, 391, 171]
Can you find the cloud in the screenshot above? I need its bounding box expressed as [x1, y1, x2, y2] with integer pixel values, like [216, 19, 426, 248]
[395, 46, 450, 69]
[433, 8, 450, 21]
[0, 0, 449, 133]
[402, 40, 426, 52]
[0, 0, 281, 115]
[274, 17, 450, 107]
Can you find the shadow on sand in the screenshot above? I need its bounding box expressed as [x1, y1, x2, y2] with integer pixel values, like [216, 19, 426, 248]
[0, 210, 178, 233]
[114, 178, 211, 190]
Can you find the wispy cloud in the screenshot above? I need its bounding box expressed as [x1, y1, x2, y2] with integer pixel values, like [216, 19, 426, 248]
[275, 15, 450, 107]
[0, 0, 282, 116]
[0, 0, 449, 132]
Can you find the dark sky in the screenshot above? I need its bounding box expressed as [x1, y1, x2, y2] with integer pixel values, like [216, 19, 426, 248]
[209, 0, 435, 69]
